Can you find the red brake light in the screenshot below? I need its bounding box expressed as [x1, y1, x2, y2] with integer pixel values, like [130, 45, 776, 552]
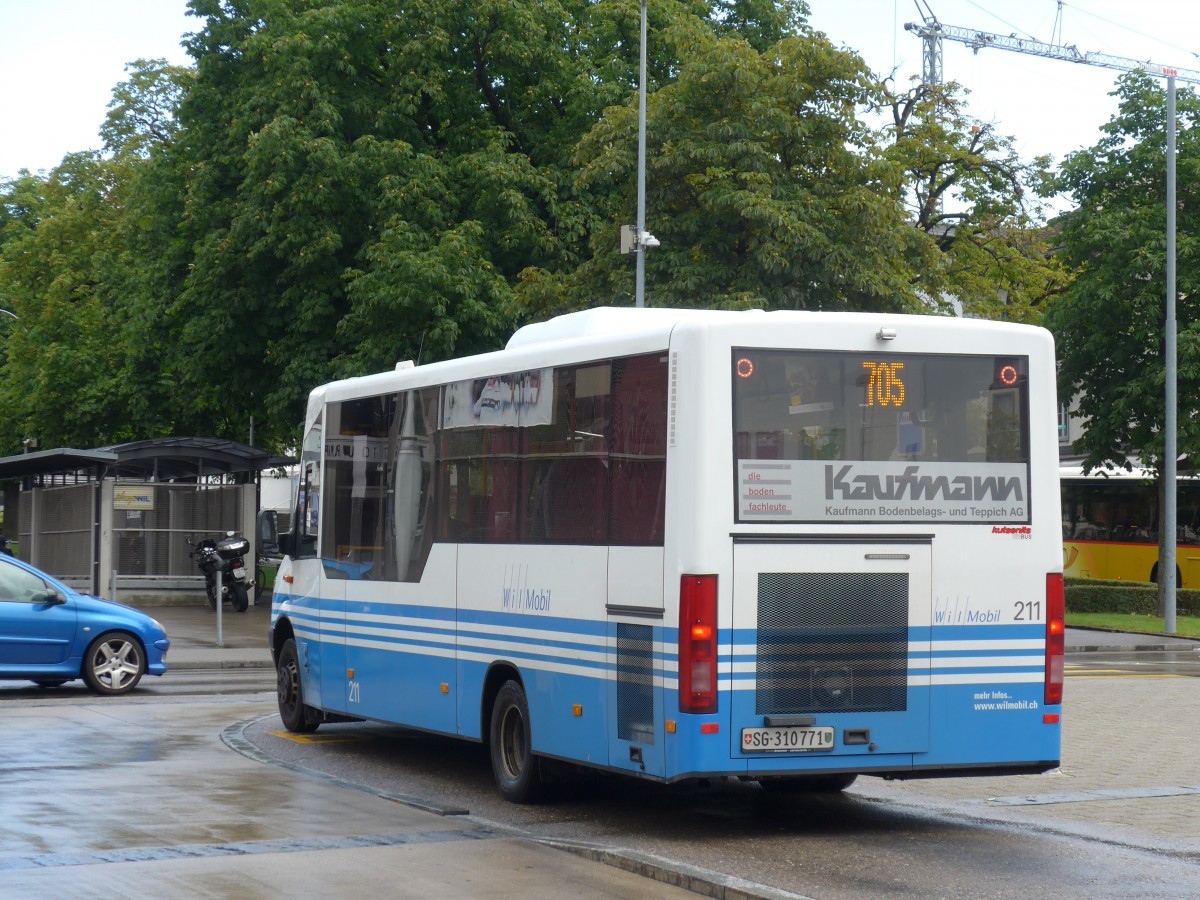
[1045, 573, 1065, 706]
[679, 575, 718, 714]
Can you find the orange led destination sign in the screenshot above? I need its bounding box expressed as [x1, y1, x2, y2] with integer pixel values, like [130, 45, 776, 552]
[861, 361, 905, 407]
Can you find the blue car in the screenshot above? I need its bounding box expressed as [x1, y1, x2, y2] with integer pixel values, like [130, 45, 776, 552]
[0, 554, 169, 694]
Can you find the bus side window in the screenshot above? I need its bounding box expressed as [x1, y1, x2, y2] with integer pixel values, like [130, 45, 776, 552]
[392, 387, 439, 581]
[609, 354, 668, 545]
[522, 365, 609, 545]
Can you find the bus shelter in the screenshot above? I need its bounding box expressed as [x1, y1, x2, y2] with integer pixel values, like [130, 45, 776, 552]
[0, 437, 289, 605]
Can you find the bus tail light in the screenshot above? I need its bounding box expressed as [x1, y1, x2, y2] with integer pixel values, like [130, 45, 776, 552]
[679, 575, 717, 714]
[1045, 573, 1065, 706]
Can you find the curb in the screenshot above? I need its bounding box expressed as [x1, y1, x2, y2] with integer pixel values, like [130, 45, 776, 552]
[169, 658, 274, 671]
[1067, 642, 1200, 653]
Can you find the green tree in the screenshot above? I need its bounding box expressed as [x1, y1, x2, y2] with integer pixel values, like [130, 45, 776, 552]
[884, 81, 1068, 322]
[100, 59, 194, 159]
[0, 156, 142, 448]
[163, 0, 819, 448]
[1045, 71, 1200, 602]
[162, 0, 632, 448]
[0, 60, 196, 451]
[521, 17, 935, 315]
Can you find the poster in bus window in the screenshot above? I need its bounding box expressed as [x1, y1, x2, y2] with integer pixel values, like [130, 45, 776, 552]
[443, 369, 553, 429]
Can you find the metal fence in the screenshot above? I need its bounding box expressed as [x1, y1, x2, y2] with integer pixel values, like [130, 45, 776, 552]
[17, 483, 94, 580]
[113, 482, 246, 577]
[15, 480, 251, 597]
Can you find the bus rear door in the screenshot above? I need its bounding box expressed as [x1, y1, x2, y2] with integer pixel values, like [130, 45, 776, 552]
[731, 538, 932, 768]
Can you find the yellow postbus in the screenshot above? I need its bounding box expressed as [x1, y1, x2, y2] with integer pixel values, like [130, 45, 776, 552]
[1061, 465, 1200, 587]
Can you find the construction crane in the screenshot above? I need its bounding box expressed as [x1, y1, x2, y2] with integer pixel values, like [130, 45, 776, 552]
[904, 2, 1192, 634]
[905, 0, 1200, 86]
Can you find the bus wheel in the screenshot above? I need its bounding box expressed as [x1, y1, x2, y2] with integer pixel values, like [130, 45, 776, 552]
[277, 638, 318, 734]
[760, 773, 858, 794]
[1149, 563, 1182, 587]
[489, 680, 543, 803]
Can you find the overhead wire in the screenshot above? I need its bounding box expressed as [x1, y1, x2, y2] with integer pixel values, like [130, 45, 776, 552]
[954, 0, 1198, 63]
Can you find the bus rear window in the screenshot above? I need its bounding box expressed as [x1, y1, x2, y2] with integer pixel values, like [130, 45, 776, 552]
[732, 350, 1031, 525]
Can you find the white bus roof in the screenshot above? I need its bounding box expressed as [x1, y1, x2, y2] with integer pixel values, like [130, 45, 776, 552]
[312, 306, 1051, 408]
[505, 306, 1043, 350]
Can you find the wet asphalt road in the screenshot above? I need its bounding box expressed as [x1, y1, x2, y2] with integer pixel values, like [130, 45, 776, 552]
[2, 657, 1200, 898]
[238, 676, 1200, 899]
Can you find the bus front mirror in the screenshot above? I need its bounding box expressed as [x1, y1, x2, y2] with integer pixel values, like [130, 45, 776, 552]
[277, 531, 296, 557]
[257, 509, 280, 554]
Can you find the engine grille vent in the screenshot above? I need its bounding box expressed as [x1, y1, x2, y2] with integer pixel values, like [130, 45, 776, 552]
[756, 572, 908, 715]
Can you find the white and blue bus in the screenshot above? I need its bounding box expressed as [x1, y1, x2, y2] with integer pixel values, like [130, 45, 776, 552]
[270, 307, 1063, 801]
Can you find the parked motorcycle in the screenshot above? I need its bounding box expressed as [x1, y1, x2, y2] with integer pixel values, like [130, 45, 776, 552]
[187, 531, 251, 612]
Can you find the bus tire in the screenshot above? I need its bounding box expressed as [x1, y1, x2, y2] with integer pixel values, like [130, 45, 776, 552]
[1149, 563, 1182, 587]
[489, 680, 543, 803]
[760, 773, 858, 794]
[277, 638, 318, 734]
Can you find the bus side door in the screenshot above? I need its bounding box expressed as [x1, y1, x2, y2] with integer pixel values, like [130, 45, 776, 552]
[606, 547, 665, 777]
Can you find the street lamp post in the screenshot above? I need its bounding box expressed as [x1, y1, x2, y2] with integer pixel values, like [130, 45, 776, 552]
[1164, 74, 1178, 634]
[623, 0, 659, 307]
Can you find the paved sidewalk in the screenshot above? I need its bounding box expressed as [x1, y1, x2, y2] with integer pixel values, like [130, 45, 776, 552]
[143, 601, 274, 669]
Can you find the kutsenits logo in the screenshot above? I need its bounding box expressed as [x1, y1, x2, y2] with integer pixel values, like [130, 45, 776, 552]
[824, 464, 1025, 503]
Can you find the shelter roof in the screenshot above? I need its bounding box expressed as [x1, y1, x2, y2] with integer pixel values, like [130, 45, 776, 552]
[0, 437, 291, 482]
[0, 448, 116, 481]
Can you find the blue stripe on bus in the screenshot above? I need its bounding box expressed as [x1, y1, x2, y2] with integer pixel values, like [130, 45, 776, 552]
[927, 624, 1046, 641]
[278, 594, 1044, 680]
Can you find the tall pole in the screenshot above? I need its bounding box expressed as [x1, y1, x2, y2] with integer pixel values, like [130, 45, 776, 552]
[635, 0, 648, 308]
[1164, 73, 1178, 633]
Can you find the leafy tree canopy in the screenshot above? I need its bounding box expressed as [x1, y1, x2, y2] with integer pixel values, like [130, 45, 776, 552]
[1045, 71, 1200, 475]
[883, 80, 1069, 322]
[0, 0, 1064, 455]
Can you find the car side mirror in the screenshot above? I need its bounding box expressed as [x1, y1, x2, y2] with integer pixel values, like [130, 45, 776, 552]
[36, 589, 65, 605]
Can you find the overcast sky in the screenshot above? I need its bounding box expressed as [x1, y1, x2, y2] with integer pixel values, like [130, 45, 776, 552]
[0, 0, 194, 179]
[2, 1, 1197, 182]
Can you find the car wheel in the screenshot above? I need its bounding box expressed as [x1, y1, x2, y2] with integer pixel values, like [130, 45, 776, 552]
[82, 631, 146, 695]
[277, 638, 318, 733]
[760, 773, 858, 793]
[489, 680, 543, 803]
[231, 580, 249, 612]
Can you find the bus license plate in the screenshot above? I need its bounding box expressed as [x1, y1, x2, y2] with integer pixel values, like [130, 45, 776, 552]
[741, 726, 835, 752]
